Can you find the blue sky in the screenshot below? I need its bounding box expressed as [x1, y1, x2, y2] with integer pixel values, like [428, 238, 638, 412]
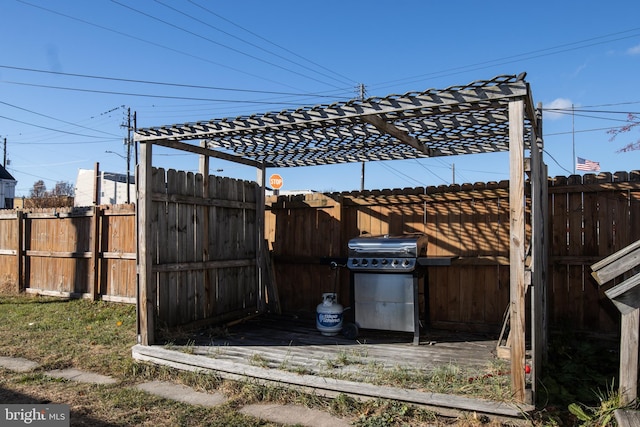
[1, 0, 639, 198]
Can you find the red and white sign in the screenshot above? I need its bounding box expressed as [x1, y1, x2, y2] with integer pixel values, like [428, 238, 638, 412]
[269, 174, 283, 190]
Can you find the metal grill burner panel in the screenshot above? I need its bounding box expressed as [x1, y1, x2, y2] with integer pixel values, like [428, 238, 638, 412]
[347, 234, 428, 272]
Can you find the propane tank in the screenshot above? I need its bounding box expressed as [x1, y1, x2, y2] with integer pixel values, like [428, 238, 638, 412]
[316, 293, 343, 336]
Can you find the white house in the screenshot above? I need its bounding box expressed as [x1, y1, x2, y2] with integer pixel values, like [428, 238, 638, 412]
[0, 164, 17, 209]
[74, 168, 135, 207]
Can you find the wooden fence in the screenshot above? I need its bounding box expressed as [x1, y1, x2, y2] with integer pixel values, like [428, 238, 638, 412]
[0, 204, 136, 302]
[1, 170, 638, 336]
[265, 170, 640, 335]
[146, 168, 260, 331]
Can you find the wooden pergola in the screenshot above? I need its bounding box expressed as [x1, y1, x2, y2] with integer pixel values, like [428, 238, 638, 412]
[134, 73, 547, 405]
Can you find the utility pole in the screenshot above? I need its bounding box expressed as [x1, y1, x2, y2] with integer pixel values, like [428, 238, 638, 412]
[3, 137, 6, 168]
[126, 107, 131, 204]
[572, 104, 576, 174]
[133, 111, 138, 166]
[359, 83, 366, 191]
[119, 107, 132, 204]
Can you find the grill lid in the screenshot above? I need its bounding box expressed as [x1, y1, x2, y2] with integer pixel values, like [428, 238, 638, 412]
[348, 234, 428, 258]
[347, 233, 428, 272]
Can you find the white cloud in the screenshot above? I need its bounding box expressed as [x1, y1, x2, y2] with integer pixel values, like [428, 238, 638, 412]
[543, 98, 574, 121]
[627, 44, 640, 55]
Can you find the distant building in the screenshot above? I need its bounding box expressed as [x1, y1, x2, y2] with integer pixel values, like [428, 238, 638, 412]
[0, 164, 17, 209]
[74, 168, 135, 207]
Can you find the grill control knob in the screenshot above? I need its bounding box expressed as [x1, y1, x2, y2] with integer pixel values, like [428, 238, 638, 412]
[381, 259, 388, 265]
[371, 259, 378, 266]
[402, 260, 410, 268]
[351, 259, 358, 266]
[391, 259, 399, 266]
[362, 259, 368, 266]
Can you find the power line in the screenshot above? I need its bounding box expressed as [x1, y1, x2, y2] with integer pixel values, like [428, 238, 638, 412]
[187, 0, 356, 86]
[543, 108, 640, 120]
[368, 26, 640, 92]
[0, 114, 118, 141]
[0, 100, 121, 137]
[411, 160, 448, 185]
[0, 64, 350, 99]
[377, 162, 426, 187]
[152, 0, 354, 88]
[543, 149, 573, 175]
[3, 80, 321, 105]
[110, 0, 347, 90]
[15, 0, 320, 92]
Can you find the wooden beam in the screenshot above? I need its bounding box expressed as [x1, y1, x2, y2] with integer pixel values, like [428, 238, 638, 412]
[546, 180, 640, 194]
[151, 259, 255, 273]
[199, 140, 211, 325]
[529, 102, 547, 402]
[619, 309, 639, 405]
[199, 140, 210, 177]
[361, 115, 437, 156]
[16, 210, 24, 292]
[509, 99, 527, 403]
[152, 138, 264, 168]
[615, 409, 640, 427]
[605, 273, 640, 315]
[151, 192, 256, 210]
[256, 166, 267, 312]
[591, 240, 640, 285]
[138, 142, 154, 345]
[90, 205, 101, 300]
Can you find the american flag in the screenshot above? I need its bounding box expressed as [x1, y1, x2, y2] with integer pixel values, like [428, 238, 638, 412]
[576, 157, 600, 172]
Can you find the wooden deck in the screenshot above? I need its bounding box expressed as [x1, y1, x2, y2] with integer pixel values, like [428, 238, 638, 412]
[132, 315, 534, 419]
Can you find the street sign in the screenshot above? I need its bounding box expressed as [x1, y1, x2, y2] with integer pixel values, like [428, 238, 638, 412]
[269, 174, 283, 190]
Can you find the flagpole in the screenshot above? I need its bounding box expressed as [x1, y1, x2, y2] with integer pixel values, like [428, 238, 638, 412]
[572, 104, 576, 174]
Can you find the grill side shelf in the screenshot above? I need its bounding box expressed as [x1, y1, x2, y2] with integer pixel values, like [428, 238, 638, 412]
[417, 257, 456, 266]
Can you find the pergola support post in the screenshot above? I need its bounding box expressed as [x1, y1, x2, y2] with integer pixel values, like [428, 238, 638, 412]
[509, 99, 527, 403]
[256, 166, 267, 312]
[529, 102, 547, 403]
[137, 141, 154, 345]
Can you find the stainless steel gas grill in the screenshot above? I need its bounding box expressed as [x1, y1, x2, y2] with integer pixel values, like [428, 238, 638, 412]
[347, 233, 429, 344]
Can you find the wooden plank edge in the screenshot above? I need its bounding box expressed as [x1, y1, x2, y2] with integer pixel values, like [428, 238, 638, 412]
[614, 409, 640, 427]
[131, 344, 534, 418]
[496, 346, 511, 360]
[591, 240, 640, 274]
[101, 295, 136, 304]
[605, 273, 640, 300]
[24, 289, 91, 299]
[23, 288, 135, 303]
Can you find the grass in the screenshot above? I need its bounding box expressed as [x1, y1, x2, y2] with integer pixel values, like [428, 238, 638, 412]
[0, 294, 628, 426]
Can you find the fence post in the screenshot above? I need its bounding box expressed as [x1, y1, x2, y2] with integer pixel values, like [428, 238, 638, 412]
[90, 205, 101, 300]
[17, 210, 24, 292]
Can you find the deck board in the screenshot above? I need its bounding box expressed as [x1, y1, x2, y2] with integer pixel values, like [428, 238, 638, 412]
[135, 314, 533, 419]
[181, 315, 499, 373]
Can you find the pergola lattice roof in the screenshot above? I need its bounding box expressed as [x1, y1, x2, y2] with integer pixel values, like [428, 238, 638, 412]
[135, 73, 539, 168]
